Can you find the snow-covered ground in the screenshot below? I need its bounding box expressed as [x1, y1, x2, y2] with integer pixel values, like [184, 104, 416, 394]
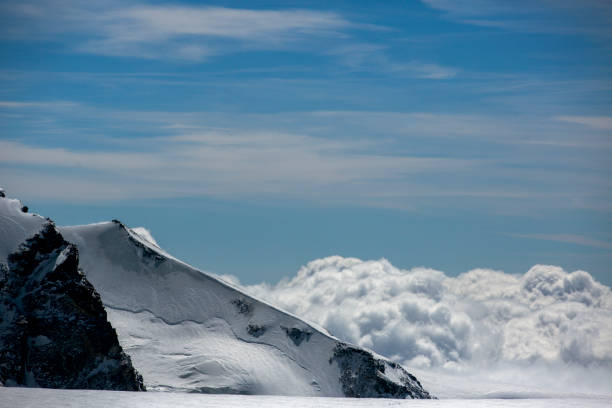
[2, 388, 611, 408]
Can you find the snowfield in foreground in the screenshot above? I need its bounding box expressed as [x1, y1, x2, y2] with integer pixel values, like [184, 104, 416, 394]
[2, 388, 612, 408]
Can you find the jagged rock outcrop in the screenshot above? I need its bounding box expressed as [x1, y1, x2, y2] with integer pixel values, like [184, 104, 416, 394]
[0, 222, 144, 390]
[331, 344, 431, 399]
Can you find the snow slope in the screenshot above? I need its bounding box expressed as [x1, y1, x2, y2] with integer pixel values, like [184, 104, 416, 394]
[0, 194, 143, 390]
[59, 220, 430, 397]
[2, 387, 612, 408]
[0, 195, 46, 263]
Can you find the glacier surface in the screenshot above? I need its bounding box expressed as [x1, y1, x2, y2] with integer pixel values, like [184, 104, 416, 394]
[2, 387, 612, 408]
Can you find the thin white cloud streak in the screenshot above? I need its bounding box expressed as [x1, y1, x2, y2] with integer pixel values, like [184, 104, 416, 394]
[0, 1, 350, 60]
[0, 1, 457, 75]
[0, 137, 472, 178]
[420, 0, 612, 36]
[421, 0, 545, 17]
[0, 1, 456, 77]
[0, 141, 156, 173]
[421, 0, 612, 16]
[510, 233, 612, 250]
[78, 6, 350, 60]
[242, 257, 612, 395]
[114, 6, 349, 40]
[326, 44, 457, 79]
[396, 62, 458, 79]
[0, 134, 476, 203]
[1, 2, 454, 74]
[0, 101, 78, 109]
[20, 102, 605, 151]
[1, 102, 611, 210]
[0, 169, 180, 201]
[0, 134, 599, 210]
[306, 110, 612, 149]
[555, 116, 612, 131]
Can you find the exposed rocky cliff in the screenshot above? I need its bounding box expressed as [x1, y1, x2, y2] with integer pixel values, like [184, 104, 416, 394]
[0, 219, 144, 391]
[332, 343, 431, 398]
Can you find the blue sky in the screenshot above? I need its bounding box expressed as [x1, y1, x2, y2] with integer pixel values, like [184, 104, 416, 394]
[1, 0, 611, 285]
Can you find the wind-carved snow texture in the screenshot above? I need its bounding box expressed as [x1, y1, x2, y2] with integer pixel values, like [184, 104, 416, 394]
[58, 220, 432, 398]
[0, 214, 144, 390]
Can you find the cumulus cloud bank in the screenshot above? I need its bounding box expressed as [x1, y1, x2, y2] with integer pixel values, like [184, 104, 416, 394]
[245, 256, 612, 374]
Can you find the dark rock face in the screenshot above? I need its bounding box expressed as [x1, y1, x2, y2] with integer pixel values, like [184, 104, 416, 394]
[282, 327, 312, 346]
[331, 344, 432, 399]
[0, 223, 145, 391]
[231, 298, 252, 315]
[246, 324, 266, 338]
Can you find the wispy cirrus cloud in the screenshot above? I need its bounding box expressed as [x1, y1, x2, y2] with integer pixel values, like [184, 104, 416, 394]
[0, 101, 78, 109]
[1, 101, 610, 212]
[420, 0, 612, 36]
[510, 233, 612, 250]
[327, 44, 457, 79]
[0, 1, 351, 60]
[0, 132, 475, 204]
[395, 62, 458, 79]
[421, 0, 530, 17]
[555, 116, 612, 131]
[0, 1, 454, 76]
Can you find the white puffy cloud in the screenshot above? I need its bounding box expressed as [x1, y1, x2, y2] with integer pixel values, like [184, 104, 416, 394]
[245, 257, 612, 371]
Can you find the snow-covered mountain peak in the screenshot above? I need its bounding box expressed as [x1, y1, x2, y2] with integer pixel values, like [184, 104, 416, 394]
[0, 192, 431, 398]
[0, 194, 144, 390]
[59, 218, 431, 398]
[0, 190, 47, 263]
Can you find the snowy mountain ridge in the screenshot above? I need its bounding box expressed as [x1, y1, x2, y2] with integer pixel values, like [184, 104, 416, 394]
[0, 191, 431, 398]
[60, 219, 431, 397]
[0, 196, 144, 390]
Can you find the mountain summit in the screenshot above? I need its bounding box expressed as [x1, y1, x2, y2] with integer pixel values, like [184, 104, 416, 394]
[0, 194, 144, 390]
[0, 191, 431, 398]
